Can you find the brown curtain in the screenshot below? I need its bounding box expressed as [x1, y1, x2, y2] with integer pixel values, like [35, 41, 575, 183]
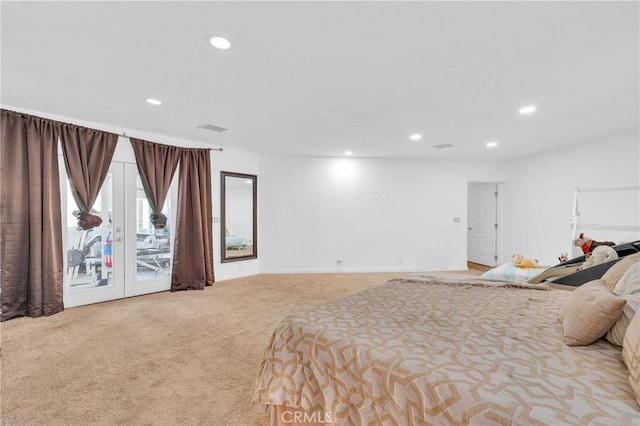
[171, 148, 214, 291]
[129, 138, 180, 226]
[0, 110, 64, 320]
[59, 124, 118, 229]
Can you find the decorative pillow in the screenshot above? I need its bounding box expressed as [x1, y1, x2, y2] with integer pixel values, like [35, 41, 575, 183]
[558, 279, 626, 346]
[602, 253, 640, 291]
[480, 263, 546, 283]
[606, 292, 640, 347]
[613, 262, 640, 296]
[622, 309, 640, 407]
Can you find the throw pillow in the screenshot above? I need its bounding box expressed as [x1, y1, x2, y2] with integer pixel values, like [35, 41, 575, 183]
[613, 262, 640, 296]
[622, 309, 640, 407]
[606, 292, 640, 347]
[558, 279, 626, 346]
[602, 253, 640, 291]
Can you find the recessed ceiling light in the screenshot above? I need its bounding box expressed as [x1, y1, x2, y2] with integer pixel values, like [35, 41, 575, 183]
[519, 105, 536, 115]
[410, 134, 422, 141]
[344, 150, 353, 156]
[146, 98, 162, 105]
[486, 141, 498, 148]
[209, 36, 231, 50]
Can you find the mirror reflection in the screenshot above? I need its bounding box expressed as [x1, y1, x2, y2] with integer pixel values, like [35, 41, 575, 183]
[221, 171, 257, 262]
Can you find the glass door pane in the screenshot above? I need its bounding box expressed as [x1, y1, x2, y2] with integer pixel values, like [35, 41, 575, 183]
[135, 174, 172, 282]
[123, 164, 173, 298]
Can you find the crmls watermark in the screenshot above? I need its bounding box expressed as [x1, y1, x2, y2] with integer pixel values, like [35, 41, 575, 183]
[280, 410, 333, 424]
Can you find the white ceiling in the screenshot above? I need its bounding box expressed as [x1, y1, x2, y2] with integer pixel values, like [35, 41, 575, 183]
[2, 1, 638, 160]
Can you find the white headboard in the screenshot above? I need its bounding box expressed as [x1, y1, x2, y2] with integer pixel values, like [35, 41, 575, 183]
[569, 186, 640, 257]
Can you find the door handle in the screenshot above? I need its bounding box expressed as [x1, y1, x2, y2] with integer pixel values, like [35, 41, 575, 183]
[468, 227, 472, 231]
[115, 237, 123, 242]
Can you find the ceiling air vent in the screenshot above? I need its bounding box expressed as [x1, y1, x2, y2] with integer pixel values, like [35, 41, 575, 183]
[197, 123, 228, 133]
[433, 143, 454, 149]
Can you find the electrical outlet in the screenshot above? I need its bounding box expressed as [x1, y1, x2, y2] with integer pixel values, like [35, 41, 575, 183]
[453, 217, 461, 223]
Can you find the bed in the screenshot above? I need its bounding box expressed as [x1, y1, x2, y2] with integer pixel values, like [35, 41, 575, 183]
[253, 274, 640, 425]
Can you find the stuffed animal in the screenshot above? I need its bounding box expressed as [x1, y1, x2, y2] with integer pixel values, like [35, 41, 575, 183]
[582, 246, 618, 268]
[512, 254, 541, 268]
[574, 233, 615, 254]
[558, 252, 568, 263]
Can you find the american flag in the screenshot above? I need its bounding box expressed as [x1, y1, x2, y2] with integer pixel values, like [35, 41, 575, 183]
[104, 232, 113, 267]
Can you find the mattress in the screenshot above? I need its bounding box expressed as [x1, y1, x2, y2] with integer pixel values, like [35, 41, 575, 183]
[253, 276, 638, 425]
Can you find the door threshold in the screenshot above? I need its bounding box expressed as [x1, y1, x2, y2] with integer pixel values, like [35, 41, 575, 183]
[467, 261, 492, 272]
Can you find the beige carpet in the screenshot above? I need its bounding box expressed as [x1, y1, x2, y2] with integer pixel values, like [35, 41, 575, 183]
[1, 271, 480, 426]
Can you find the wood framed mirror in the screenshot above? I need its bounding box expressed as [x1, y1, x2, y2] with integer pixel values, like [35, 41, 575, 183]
[221, 171, 257, 263]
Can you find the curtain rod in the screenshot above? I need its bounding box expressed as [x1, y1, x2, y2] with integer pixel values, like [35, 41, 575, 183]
[120, 132, 224, 151]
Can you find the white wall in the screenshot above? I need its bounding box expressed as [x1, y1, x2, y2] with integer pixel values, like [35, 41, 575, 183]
[259, 154, 506, 273]
[502, 129, 640, 266]
[213, 149, 260, 280]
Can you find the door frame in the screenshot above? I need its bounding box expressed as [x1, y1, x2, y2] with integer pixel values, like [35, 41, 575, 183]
[61, 160, 176, 307]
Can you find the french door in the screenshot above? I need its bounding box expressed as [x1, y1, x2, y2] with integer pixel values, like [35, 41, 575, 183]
[61, 161, 176, 308]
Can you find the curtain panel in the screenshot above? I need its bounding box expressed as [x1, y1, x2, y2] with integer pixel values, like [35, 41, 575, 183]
[129, 138, 180, 228]
[0, 110, 64, 320]
[171, 148, 214, 291]
[59, 125, 118, 230]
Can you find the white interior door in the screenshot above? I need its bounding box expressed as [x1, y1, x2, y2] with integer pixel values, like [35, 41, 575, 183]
[468, 183, 498, 266]
[62, 161, 175, 307]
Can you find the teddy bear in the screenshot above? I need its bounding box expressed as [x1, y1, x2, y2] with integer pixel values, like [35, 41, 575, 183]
[512, 254, 541, 268]
[574, 233, 615, 254]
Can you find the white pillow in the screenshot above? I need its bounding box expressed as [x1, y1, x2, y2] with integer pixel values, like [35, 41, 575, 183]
[613, 262, 640, 296]
[606, 292, 640, 347]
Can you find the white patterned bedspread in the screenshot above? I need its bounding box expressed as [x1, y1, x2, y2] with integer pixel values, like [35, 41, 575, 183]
[254, 277, 639, 425]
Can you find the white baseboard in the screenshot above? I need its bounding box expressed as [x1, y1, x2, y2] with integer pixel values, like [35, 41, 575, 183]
[215, 270, 260, 282]
[260, 266, 419, 274]
[219, 265, 471, 277]
[447, 265, 470, 271]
